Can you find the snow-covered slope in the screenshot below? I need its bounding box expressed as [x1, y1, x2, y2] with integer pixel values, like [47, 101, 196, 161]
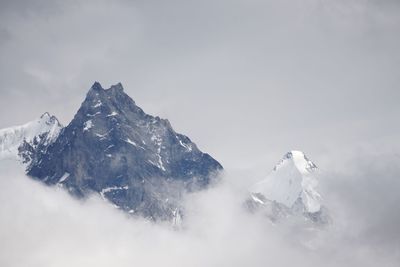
[250, 151, 321, 213]
[247, 151, 329, 224]
[0, 113, 62, 161]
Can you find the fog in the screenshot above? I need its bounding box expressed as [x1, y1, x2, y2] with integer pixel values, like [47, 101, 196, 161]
[1, 152, 399, 267]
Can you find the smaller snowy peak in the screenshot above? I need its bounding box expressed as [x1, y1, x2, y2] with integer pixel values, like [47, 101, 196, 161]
[274, 150, 317, 173]
[40, 112, 51, 119]
[0, 113, 62, 160]
[250, 151, 321, 214]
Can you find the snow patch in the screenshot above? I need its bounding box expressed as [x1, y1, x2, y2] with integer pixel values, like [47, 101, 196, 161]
[95, 129, 112, 139]
[93, 100, 102, 108]
[125, 138, 137, 146]
[100, 186, 129, 200]
[86, 112, 101, 117]
[83, 120, 93, 132]
[104, 145, 114, 151]
[251, 194, 265, 204]
[106, 111, 118, 117]
[157, 155, 166, 171]
[178, 138, 192, 151]
[151, 134, 166, 171]
[58, 172, 70, 183]
[125, 138, 145, 150]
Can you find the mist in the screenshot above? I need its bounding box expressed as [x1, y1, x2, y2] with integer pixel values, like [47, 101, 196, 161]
[1, 151, 399, 267]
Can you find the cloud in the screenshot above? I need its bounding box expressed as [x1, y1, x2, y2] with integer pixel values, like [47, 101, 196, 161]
[322, 152, 400, 251]
[1, 151, 400, 267]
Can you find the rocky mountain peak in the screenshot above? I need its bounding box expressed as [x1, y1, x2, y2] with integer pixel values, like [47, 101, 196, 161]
[27, 82, 223, 221]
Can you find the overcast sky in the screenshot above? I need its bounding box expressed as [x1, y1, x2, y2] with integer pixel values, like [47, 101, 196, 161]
[1, 0, 399, 170]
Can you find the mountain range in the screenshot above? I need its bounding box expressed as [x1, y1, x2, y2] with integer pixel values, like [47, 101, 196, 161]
[1, 82, 222, 222]
[0, 82, 327, 224]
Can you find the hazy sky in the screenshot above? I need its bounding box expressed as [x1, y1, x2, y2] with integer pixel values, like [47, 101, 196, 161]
[1, 0, 400, 170]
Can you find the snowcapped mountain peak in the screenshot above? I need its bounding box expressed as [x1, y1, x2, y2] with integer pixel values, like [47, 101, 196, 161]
[40, 112, 51, 119]
[0, 113, 62, 160]
[40, 112, 61, 128]
[250, 151, 321, 214]
[274, 150, 318, 174]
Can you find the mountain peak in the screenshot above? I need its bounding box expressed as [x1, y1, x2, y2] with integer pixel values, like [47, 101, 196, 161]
[91, 81, 104, 91]
[89, 82, 124, 93]
[0, 113, 62, 161]
[27, 82, 222, 221]
[275, 150, 317, 173]
[40, 112, 51, 119]
[250, 151, 321, 214]
[86, 82, 129, 103]
[108, 82, 124, 92]
[283, 150, 305, 159]
[39, 112, 61, 126]
[78, 82, 142, 129]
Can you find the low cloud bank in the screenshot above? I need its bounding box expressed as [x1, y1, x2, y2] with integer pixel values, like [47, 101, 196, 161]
[0, 153, 399, 267]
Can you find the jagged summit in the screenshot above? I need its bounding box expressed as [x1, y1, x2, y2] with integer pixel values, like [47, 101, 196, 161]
[79, 82, 147, 127]
[90, 81, 104, 91]
[274, 150, 318, 173]
[27, 82, 223, 221]
[89, 81, 124, 92]
[0, 113, 62, 160]
[109, 82, 124, 91]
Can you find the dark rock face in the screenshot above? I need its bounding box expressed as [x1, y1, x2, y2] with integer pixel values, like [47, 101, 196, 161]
[27, 82, 223, 220]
